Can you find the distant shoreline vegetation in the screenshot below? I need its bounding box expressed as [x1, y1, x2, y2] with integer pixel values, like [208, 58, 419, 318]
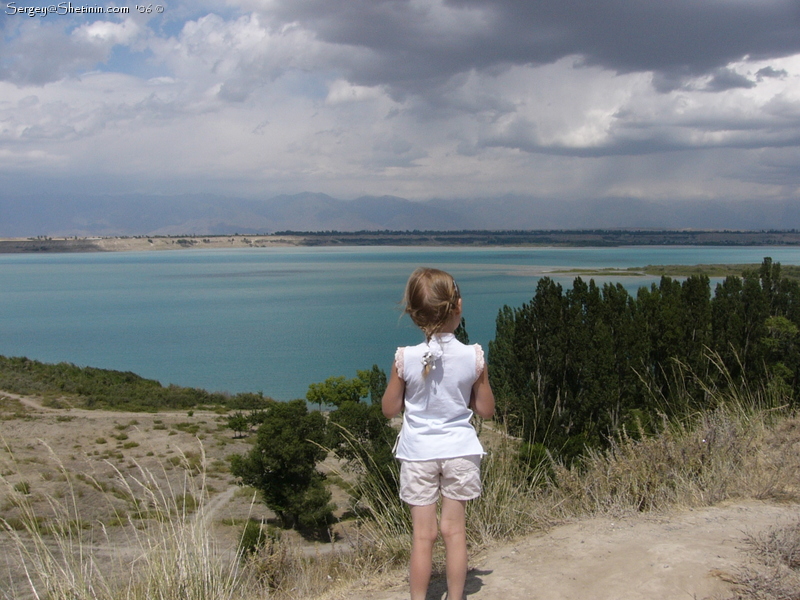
[0, 355, 269, 412]
[3, 229, 800, 253]
[553, 263, 800, 280]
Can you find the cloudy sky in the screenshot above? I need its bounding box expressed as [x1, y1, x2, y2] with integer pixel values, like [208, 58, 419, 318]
[2, 0, 800, 205]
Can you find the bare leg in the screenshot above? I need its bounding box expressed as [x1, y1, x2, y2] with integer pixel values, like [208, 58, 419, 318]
[410, 503, 439, 600]
[440, 497, 468, 600]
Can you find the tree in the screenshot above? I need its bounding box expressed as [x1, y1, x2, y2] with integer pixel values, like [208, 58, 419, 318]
[226, 411, 249, 438]
[228, 391, 273, 428]
[327, 401, 398, 497]
[229, 399, 333, 530]
[761, 315, 800, 396]
[455, 316, 470, 344]
[356, 364, 388, 404]
[306, 375, 368, 409]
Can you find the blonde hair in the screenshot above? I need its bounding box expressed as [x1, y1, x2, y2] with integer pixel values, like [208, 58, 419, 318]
[403, 267, 461, 343]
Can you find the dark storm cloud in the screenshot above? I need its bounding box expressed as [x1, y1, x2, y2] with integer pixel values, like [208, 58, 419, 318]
[705, 68, 757, 92]
[264, 0, 800, 93]
[757, 66, 789, 80]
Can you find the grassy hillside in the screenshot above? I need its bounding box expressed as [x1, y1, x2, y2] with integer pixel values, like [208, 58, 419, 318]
[0, 356, 269, 411]
[2, 362, 800, 599]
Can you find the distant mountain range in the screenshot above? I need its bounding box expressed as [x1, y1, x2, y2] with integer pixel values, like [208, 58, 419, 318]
[2, 192, 800, 236]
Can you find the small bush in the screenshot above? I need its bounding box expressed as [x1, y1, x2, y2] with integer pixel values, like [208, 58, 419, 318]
[238, 519, 271, 557]
[734, 519, 800, 599]
[174, 493, 198, 514]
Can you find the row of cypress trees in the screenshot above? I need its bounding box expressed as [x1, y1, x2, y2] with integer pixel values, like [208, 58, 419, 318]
[487, 258, 800, 459]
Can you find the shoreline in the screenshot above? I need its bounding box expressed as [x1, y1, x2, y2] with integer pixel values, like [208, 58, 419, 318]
[4, 229, 800, 253]
[0, 235, 304, 253]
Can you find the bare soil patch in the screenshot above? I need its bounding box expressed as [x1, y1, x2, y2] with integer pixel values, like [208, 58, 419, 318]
[342, 500, 800, 600]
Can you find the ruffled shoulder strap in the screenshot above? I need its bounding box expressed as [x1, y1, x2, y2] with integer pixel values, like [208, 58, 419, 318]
[394, 347, 405, 380]
[473, 344, 485, 378]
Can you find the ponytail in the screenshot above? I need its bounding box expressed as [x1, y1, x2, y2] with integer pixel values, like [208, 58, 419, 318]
[402, 268, 461, 377]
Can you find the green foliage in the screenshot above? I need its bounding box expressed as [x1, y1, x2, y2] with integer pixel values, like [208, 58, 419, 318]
[761, 315, 800, 390]
[326, 401, 398, 499]
[0, 356, 234, 411]
[454, 316, 470, 344]
[229, 400, 333, 530]
[226, 391, 272, 411]
[318, 365, 397, 517]
[14, 480, 31, 495]
[238, 520, 276, 557]
[306, 375, 368, 408]
[518, 442, 554, 483]
[0, 356, 281, 412]
[356, 364, 388, 404]
[226, 412, 249, 438]
[490, 258, 800, 460]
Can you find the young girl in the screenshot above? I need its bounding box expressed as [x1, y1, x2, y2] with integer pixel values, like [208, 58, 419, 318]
[382, 267, 495, 600]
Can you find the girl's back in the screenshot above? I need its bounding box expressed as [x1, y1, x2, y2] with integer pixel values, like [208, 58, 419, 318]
[394, 332, 485, 461]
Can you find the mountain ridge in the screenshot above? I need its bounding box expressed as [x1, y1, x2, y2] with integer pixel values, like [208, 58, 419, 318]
[2, 192, 800, 236]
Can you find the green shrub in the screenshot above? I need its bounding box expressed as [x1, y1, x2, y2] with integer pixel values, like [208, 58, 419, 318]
[238, 519, 274, 557]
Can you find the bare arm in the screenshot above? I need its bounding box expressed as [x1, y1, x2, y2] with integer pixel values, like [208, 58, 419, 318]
[470, 364, 495, 419]
[382, 362, 405, 418]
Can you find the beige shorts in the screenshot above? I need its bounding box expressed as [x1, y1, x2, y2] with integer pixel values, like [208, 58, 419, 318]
[398, 455, 482, 506]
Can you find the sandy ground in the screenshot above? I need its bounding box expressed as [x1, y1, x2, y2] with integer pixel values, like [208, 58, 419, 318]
[0, 235, 303, 252]
[92, 235, 303, 251]
[342, 501, 798, 600]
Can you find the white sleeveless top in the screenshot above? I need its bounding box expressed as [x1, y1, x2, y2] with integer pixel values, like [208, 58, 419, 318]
[393, 333, 486, 461]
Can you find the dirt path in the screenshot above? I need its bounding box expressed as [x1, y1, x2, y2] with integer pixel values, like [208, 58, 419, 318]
[343, 500, 797, 600]
[2, 391, 61, 412]
[202, 485, 239, 522]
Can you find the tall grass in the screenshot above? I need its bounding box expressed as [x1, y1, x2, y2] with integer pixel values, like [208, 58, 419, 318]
[1, 443, 245, 600]
[466, 435, 551, 547]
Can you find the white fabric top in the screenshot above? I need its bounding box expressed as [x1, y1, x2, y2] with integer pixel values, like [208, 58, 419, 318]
[393, 333, 486, 461]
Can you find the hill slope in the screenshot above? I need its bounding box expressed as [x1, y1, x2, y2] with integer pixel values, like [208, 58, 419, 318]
[5, 192, 800, 236]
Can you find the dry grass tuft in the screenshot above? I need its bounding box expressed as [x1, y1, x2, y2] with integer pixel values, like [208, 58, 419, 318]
[466, 435, 551, 547]
[734, 519, 800, 599]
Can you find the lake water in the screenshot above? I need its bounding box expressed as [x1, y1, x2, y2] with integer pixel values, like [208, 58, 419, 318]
[2, 245, 800, 400]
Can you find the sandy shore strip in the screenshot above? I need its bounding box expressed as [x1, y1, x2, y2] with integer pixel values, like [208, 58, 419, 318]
[0, 235, 304, 253]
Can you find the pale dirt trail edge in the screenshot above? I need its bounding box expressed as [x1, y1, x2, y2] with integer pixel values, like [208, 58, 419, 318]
[341, 500, 798, 600]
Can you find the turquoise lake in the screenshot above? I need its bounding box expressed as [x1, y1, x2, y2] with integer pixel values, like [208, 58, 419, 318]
[2, 245, 800, 400]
